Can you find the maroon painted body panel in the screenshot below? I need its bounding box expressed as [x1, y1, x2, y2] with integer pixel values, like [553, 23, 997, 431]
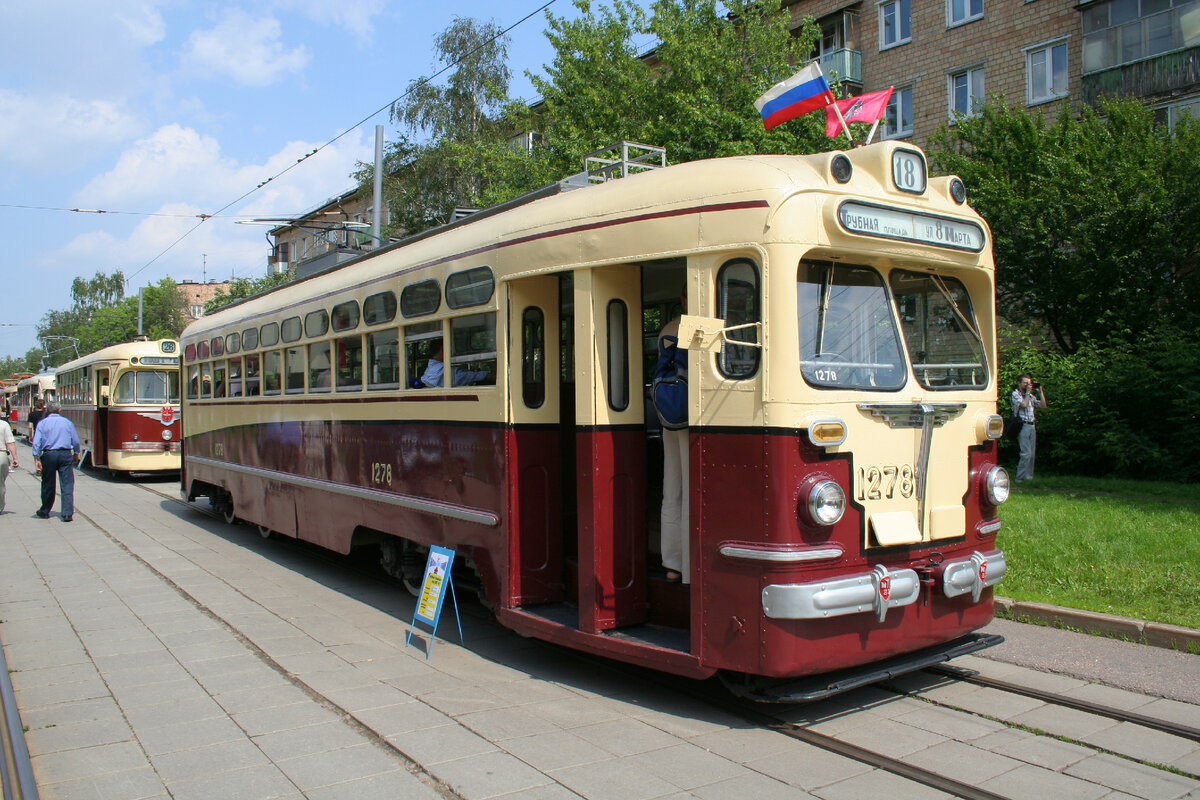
[62, 404, 181, 470]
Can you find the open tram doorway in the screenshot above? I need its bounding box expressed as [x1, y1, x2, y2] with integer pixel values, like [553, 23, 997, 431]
[505, 259, 690, 640]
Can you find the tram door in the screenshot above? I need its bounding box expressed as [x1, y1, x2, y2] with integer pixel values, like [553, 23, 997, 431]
[573, 267, 647, 633]
[505, 276, 564, 607]
[95, 367, 110, 467]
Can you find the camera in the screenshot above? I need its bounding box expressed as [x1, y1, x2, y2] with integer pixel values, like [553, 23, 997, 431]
[1031, 381, 1041, 390]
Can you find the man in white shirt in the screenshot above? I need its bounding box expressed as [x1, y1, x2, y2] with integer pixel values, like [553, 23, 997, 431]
[0, 418, 19, 513]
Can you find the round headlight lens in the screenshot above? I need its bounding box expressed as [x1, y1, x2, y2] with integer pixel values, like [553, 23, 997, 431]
[950, 177, 967, 204]
[985, 466, 1010, 506]
[831, 154, 853, 184]
[808, 480, 846, 526]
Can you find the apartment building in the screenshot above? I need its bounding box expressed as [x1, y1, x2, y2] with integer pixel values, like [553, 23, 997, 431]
[785, 0, 1200, 146]
[266, 188, 387, 278]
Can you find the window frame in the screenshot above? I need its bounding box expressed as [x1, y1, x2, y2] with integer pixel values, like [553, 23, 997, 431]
[947, 0, 984, 27]
[879, 0, 912, 49]
[883, 86, 915, 139]
[1026, 38, 1070, 105]
[716, 258, 762, 380]
[948, 66, 986, 121]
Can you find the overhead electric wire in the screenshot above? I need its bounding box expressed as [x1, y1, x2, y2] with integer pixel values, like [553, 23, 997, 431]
[122, 0, 558, 285]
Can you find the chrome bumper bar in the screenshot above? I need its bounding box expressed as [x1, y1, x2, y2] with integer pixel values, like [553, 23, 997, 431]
[762, 549, 1005, 621]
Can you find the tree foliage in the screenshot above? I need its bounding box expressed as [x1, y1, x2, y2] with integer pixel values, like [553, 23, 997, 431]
[366, 0, 841, 237]
[204, 271, 295, 315]
[35, 275, 189, 366]
[930, 97, 1200, 354]
[533, 0, 830, 171]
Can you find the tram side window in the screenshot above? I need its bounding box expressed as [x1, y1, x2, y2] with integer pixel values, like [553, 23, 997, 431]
[450, 313, 496, 386]
[332, 301, 360, 332]
[200, 363, 213, 399]
[263, 350, 282, 395]
[404, 321, 443, 387]
[244, 354, 261, 397]
[261, 322, 280, 348]
[522, 308, 545, 408]
[336, 335, 363, 391]
[889, 270, 987, 389]
[242, 327, 259, 350]
[716, 259, 762, 379]
[797, 261, 906, 391]
[187, 365, 200, 400]
[367, 329, 400, 390]
[307, 342, 330, 392]
[113, 372, 136, 404]
[212, 360, 227, 399]
[364, 291, 397, 325]
[606, 301, 629, 410]
[228, 358, 243, 397]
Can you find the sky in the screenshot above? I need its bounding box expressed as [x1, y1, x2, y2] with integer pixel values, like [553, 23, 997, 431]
[0, 0, 615, 361]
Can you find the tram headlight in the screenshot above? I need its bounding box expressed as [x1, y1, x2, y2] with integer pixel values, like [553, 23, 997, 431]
[831, 154, 853, 184]
[807, 480, 847, 526]
[985, 466, 1010, 506]
[950, 177, 968, 205]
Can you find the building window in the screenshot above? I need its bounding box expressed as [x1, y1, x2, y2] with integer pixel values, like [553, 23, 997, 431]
[1168, 96, 1200, 131]
[883, 86, 915, 138]
[1027, 39, 1069, 104]
[948, 0, 983, 27]
[948, 67, 986, 120]
[190, 304, 204, 318]
[1082, 0, 1200, 74]
[880, 0, 912, 48]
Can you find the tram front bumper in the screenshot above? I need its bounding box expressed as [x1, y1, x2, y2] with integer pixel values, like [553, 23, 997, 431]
[761, 549, 1005, 621]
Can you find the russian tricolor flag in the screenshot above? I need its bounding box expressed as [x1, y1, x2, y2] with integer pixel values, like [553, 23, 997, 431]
[754, 63, 836, 131]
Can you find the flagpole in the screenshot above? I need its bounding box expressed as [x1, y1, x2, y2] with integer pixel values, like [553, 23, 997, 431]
[865, 119, 881, 146]
[830, 100, 855, 147]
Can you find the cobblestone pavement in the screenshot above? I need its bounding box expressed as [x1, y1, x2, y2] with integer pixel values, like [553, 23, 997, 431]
[2, 440, 1198, 799]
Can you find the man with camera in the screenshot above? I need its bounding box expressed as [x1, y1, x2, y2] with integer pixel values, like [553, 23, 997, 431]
[1011, 373, 1048, 482]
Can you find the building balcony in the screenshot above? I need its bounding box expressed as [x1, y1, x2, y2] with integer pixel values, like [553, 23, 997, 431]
[819, 48, 863, 87]
[1081, 45, 1200, 106]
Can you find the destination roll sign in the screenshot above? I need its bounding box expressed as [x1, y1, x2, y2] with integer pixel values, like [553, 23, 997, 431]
[837, 201, 985, 252]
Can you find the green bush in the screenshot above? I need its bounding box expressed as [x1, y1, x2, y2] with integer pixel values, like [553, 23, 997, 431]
[999, 324, 1200, 481]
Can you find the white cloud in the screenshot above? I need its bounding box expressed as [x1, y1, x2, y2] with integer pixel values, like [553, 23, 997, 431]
[282, 0, 387, 40]
[114, 3, 168, 46]
[182, 10, 310, 87]
[0, 90, 141, 170]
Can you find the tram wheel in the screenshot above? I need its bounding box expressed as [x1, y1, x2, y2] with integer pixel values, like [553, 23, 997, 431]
[380, 536, 428, 597]
[222, 506, 238, 525]
[257, 525, 272, 539]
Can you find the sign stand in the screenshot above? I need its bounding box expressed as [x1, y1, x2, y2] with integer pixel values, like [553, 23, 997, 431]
[406, 545, 463, 659]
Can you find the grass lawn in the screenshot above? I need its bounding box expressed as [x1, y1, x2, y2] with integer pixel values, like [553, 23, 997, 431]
[995, 475, 1200, 630]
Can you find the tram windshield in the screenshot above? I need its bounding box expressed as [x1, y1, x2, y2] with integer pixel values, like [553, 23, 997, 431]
[798, 261, 906, 390]
[112, 370, 181, 405]
[798, 261, 988, 391]
[890, 270, 987, 389]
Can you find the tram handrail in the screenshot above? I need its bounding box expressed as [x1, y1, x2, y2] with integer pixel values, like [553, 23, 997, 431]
[0, 634, 39, 799]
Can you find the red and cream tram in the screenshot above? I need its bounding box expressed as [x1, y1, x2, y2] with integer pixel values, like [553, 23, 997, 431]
[181, 140, 1010, 700]
[56, 339, 182, 473]
[14, 372, 55, 440]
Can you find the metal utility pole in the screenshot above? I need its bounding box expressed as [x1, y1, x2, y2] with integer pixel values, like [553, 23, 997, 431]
[372, 125, 383, 249]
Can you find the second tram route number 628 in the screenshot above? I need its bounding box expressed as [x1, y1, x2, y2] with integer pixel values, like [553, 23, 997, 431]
[371, 462, 393, 486]
[856, 465, 916, 501]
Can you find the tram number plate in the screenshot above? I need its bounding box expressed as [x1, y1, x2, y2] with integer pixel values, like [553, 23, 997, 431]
[856, 465, 915, 501]
[371, 462, 393, 486]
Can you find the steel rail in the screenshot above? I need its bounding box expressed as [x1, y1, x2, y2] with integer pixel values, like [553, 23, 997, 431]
[927, 663, 1200, 744]
[0, 631, 39, 800]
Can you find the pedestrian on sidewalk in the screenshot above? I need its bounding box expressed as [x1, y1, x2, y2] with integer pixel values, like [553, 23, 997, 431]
[31, 400, 81, 521]
[0, 416, 17, 513]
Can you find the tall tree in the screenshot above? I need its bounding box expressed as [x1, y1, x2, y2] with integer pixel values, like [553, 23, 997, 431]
[532, 0, 830, 174]
[930, 97, 1200, 354]
[204, 272, 294, 314]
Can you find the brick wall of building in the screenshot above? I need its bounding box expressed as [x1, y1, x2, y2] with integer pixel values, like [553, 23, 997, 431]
[787, 0, 1080, 147]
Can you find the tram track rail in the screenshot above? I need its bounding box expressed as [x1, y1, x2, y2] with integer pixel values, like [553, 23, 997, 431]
[134, 478, 1199, 798]
[924, 663, 1200, 744]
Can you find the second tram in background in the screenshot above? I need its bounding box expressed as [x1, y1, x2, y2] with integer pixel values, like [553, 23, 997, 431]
[14, 371, 56, 440]
[180, 140, 1010, 701]
[56, 338, 182, 473]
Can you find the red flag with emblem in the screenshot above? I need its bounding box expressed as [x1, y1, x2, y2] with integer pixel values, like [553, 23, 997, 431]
[825, 87, 894, 138]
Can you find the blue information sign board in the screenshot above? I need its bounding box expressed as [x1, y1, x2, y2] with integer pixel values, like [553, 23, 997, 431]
[406, 545, 463, 658]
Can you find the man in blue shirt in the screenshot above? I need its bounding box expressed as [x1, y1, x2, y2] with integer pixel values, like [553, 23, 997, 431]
[420, 340, 492, 387]
[31, 400, 82, 521]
